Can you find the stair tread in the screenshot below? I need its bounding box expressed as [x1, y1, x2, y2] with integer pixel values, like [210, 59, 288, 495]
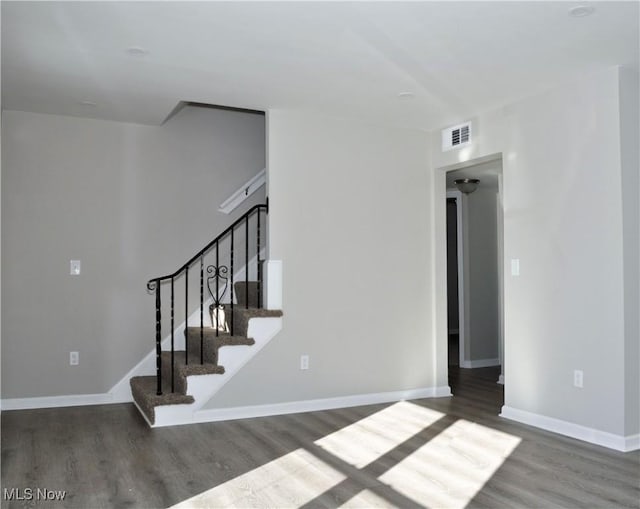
[183, 330, 256, 347]
[131, 375, 192, 400]
[186, 307, 282, 316]
[230, 306, 282, 313]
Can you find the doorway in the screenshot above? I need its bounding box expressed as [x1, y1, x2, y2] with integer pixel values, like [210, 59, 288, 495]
[445, 158, 504, 393]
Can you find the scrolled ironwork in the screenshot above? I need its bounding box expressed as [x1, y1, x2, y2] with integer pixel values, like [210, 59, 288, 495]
[207, 264, 229, 332]
[207, 265, 229, 303]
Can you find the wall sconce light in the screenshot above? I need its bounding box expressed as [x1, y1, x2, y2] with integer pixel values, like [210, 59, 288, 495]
[454, 178, 480, 194]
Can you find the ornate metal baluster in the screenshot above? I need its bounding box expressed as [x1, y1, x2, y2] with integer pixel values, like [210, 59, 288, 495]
[153, 281, 162, 395]
[170, 277, 175, 393]
[185, 266, 189, 365]
[245, 214, 249, 309]
[230, 230, 234, 335]
[200, 255, 204, 364]
[207, 262, 229, 336]
[257, 208, 262, 309]
[216, 241, 220, 337]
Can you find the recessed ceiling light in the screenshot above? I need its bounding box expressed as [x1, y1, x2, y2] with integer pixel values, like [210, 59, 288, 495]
[126, 46, 149, 56]
[569, 5, 594, 17]
[398, 92, 415, 100]
[78, 100, 98, 107]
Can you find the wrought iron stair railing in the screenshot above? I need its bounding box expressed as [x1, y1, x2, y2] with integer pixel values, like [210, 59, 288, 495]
[146, 203, 267, 396]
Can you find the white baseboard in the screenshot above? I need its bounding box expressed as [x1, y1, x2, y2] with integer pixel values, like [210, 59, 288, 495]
[626, 434, 640, 451]
[190, 385, 452, 426]
[0, 384, 451, 417]
[460, 358, 500, 369]
[500, 406, 639, 452]
[0, 392, 117, 411]
[0, 386, 451, 414]
[433, 385, 453, 397]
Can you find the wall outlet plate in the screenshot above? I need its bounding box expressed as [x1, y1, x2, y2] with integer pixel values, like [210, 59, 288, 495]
[70, 260, 81, 275]
[300, 355, 309, 370]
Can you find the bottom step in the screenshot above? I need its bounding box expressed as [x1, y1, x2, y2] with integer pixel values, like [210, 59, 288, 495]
[130, 376, 195, 425]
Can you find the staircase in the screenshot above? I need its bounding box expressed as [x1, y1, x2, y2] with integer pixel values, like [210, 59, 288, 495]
[129, 204, 283, 427]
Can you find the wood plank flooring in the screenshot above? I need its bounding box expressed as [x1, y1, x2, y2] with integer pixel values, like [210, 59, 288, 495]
[2, 368, 638, 508]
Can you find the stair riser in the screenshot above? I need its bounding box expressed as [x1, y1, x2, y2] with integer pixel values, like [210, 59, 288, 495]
[234, 281, 261, 308]
[161, 360, 188, 395]
[185, 334, 219, 364]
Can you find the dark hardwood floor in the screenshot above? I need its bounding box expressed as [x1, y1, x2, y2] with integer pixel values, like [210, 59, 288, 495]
[1, 366, 638, 508]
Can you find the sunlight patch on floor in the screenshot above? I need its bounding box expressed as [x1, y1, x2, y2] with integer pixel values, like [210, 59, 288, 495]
[315, 401, 445, 468]
[378, 418, 521, 509]
[170, 448, 345, 508]
[169, 403, 520, 509]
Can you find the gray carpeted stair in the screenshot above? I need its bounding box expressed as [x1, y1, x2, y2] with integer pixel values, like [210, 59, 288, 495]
[130, 280, 282, 425]
[161, 350, 226, 394]
[130, 375, 195, 425]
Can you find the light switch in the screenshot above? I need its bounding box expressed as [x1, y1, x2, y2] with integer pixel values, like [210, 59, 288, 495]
[70, 260, 81, 276]
[511, 259, 520, 276]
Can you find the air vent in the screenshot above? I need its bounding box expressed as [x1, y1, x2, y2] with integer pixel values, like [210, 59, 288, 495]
[442, 122, 472, 151]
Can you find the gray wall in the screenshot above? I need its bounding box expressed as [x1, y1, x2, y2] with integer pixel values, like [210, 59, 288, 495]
[466, 186, 500, 362]
[619, 66, 640, 436]
[1, 106, 265, 398]
[0, 25, 3, 399]
[205, 111, 434, 409]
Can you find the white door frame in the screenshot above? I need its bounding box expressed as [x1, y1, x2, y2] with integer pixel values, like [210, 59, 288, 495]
[496, 173, 505, 384]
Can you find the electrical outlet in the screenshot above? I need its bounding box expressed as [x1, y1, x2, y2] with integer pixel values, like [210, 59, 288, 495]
[70, 351, 79, 366]
[573, 369, 583, 388]
[511, 259, 520, 276]
[300, 355, 309, 370]
[70, 260, 81, 276]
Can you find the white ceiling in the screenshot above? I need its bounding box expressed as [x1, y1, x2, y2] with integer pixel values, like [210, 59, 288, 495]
[2, 1, 638, 130]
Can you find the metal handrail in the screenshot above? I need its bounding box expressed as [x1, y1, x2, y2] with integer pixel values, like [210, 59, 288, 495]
[147, 203, 267, 290]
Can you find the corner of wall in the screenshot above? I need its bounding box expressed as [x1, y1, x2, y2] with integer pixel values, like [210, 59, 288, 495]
[1, 34, 3, 401]
[619, 65, 640, 436]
